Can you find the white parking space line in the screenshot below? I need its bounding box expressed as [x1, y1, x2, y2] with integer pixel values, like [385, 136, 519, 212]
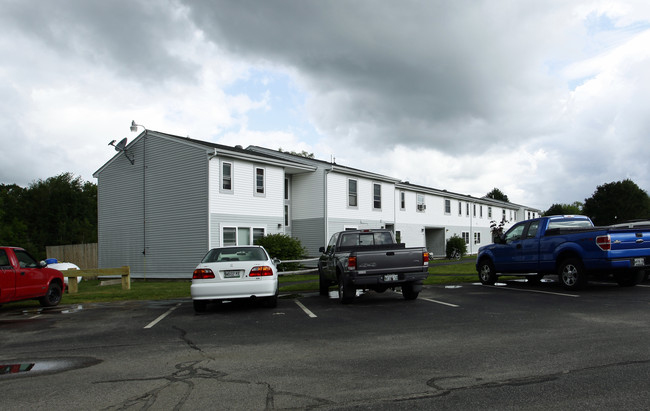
[474, 283, 579, 298]
[421, 298, 459, 308]
[637, 284, 650, 288]
[144, 303, 181, 329]
[295, 300, 317, 318]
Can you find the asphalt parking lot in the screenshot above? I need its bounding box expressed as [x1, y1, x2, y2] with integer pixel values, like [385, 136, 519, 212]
[2, 278, 649, 410]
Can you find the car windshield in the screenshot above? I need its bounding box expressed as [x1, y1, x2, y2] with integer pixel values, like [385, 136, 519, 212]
[202, 247, 267, 263]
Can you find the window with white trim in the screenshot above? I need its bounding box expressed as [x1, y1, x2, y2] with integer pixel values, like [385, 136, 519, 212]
[416, 194, 426, 212]
[221, 161, 233, 192]
[373, 183, 381, 210]
[400, 191, 405, 210]
[458, 201, 462, 216]
[462, 232, 470, 244]
[474, 232, 481, 244]
[348, 179, 358, 207]
[488, 206, 492, 218]
[255, 167, 265, 196]
[444, 199, 451, 214]
[223, 226, 266, 246]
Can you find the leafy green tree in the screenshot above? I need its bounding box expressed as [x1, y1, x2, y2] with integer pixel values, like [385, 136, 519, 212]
[0, 173, 97, 259]
[582, 179, 650, 225]
[485, 188, 509, 202]
[544, 202, 583, 216]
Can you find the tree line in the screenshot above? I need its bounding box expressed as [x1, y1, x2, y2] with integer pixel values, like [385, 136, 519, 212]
[543, 179, 650, 225]
[0, 173, 97, 260]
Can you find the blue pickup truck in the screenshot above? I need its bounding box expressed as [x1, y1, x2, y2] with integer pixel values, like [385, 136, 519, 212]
[476, 215, 650, 290]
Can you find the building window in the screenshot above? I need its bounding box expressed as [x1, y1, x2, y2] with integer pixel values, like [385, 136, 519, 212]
[458, 202, 462, 216]
[502, 209, 506, 221]
[444, 199, 451, 214]
[224, 226, 266, 246]
[284, 205, 290, 227]
[284, 178, 289, 200]
[221, 162, 233, 192]
[223, 227, 236, 246]
[488, 206, 492, 218]
[473, 204, 477, 217]
[466, 203, 470, 217]
[373, 183, 381, 210]
[417, 194, 426, 212]
[400, 191, 405, 210]
[255, 167, 265, 196]
[474, 232, 481, 244]
[348, 179, 358, 207]
[253, 228, 265, 244]
[480, 206, 483, 218]
[462, 232, 470, 244]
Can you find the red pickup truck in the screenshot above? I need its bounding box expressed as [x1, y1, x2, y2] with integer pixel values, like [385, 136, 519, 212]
[0, 246, 65, 307]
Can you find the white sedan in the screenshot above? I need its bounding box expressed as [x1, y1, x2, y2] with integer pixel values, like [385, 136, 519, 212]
[191, 245, 279, 312]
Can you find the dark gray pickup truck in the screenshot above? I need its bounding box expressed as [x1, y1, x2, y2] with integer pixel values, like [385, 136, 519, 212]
[318, 229, 430, 303]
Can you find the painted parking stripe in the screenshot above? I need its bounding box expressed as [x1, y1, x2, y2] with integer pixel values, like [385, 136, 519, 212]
[475, 283, 579, 298]
[295, 300, 317, 318]
[144, 303, 181, 329]
[421, 298, 459, 308]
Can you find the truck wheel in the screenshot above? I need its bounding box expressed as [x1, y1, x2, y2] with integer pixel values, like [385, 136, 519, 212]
[338, 276, 355, 304]
[615, 271, 644, 287]
[478, 259, 497, 285]
[401, 282, 419, 300]
[558, 258, 587, 290]
[39, 282, 62, 307]
[193, 300, 207, 313]
[318, 266, 329, 296]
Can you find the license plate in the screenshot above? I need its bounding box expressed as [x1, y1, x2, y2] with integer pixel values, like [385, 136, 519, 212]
[224, 270, 241, 278]
[633, 258, 645, 267]
[384, 274, 398, 282]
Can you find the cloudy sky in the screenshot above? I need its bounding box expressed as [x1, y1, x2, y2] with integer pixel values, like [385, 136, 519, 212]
[2, 0, 650, 210]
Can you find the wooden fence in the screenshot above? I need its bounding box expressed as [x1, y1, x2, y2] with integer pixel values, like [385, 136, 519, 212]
[45, 243, 98, 269]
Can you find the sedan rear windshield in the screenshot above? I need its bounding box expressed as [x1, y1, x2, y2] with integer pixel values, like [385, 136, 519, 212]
[202, 247, 267, 263]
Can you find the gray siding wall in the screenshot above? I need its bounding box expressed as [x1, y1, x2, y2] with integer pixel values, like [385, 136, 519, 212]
[292, 217, 325, 256]
[97, 134, 209, 278]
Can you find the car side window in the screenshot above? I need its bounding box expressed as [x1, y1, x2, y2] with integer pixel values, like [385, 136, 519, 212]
[525, 221, 540, 239]
[504, 224, 525, 243]
[13, 250, 39, 268]
[327, 233, 339, 253]
[0, 250, 9, 267]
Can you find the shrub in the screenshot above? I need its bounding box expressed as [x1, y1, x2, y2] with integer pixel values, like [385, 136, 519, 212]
[255, 234, 307, 271]
[445, 235, 467, 258]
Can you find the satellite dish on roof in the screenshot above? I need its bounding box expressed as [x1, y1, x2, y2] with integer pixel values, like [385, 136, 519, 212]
[115, 138, 128, 152]
[107, 137, 135, 165]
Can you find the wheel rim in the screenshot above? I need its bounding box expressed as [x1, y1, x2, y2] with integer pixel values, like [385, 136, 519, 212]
[561, 265, 578, 286]
[47, 285, 61, 305]
[479, 265, 492, 282]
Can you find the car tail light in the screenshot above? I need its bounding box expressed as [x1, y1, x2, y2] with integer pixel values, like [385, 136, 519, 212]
[249, 266, 274, 276]
[423, 252, 429, 264]
[348, 256, 357, 270]
[596, 235, 611, 251]
[193, 268, 215, 279]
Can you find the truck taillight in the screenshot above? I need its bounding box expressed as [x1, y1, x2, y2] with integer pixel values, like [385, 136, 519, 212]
[423, 252, 429, 264]
[596, 235, 611, 251]
[193, 269, 215, 279]
[348, 256, 357, 270]
[249, 266, 274, 276]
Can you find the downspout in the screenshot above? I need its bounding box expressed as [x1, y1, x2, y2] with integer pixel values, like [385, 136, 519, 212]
[142, 131, 147, 280]
[324, 165, 334, 249]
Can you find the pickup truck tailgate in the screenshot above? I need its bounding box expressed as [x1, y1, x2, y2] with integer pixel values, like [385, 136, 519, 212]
[353, 248, 426, 275]
[608, 230, 650, 266]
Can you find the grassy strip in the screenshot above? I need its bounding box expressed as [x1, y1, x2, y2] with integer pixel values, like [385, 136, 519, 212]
[2, 263, 481, 308]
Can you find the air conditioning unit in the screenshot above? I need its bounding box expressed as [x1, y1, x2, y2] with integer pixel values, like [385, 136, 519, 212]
[417, 204, 426, 211]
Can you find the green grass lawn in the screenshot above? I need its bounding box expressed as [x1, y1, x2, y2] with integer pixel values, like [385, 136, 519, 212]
[2, 261, 480, 308]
